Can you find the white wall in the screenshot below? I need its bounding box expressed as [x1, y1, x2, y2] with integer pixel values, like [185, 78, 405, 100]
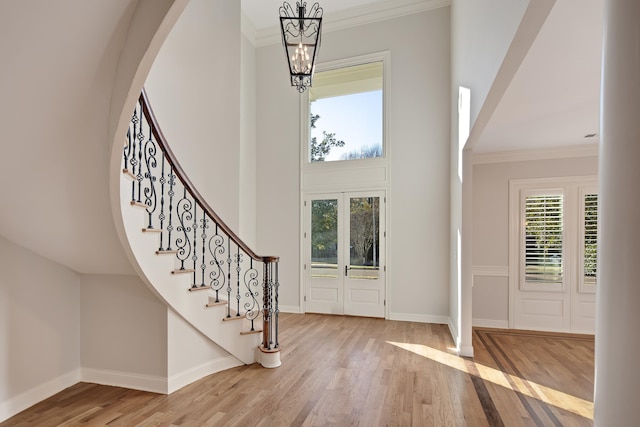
[0, 0, 141, 275]
[472, 154, 598, 325]
[256, 9, 451, 319]
[167, 309, 240, 393]
[1, 0, 246, 421]
[254, 41, 301, 310]
[145, 0, 242, 231]
[240, 33, 257, 247]
[80, 274, 168, 392]
[0, 236, 80, 422]
[69, 274, 240, 396]
[449, 0, 545, 355]
[451, 0, 530, 128]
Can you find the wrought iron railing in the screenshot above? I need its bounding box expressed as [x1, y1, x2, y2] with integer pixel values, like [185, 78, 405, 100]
[122, 90, 279, 353]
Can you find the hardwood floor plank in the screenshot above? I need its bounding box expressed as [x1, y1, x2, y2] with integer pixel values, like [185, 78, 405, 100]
[1, 316, 594, 426]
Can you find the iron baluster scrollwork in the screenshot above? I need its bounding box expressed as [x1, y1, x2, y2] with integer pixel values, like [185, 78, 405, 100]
[124, 109, 135, 177]
[268, 262, 275, 348]
[226, 239, 232, 317]
[208, 224, 226, 302]
[158, 156, 166, 251]
[191, 204, 198, 287]
[262, 262, 273, 350]
[235, 247, 242, 317]
[175, 188, 193, 271]
[166, 165, 175, 251]
[129, 107, 139, 202]
[200, 216, 209, 288]
[136, 115, 144, 203]
[274, 261, 280, 348]
[243, 258, 260, 331]
[143, 122, 158, 229]
[126, 90, 281, 366]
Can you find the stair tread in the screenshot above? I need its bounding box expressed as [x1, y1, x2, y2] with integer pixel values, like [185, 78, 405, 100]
[188, 286, 212, 292]
[172, 269, 195, 274]
[142, 228, 162, 233]
[222, 312, 245, 322]
[206, 297, 228, 307]
[122, 98, 279, 367]
[122, 169, 136, 180]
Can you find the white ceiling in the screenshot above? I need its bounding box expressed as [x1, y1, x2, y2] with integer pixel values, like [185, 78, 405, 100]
[242, 0, 603, 155]
[474, 0, 603, 153]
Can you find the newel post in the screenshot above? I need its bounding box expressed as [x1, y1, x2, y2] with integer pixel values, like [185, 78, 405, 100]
[259, 257, 281, 368]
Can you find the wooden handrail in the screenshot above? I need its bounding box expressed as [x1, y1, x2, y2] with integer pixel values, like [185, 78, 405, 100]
[139, 89, 278, 264]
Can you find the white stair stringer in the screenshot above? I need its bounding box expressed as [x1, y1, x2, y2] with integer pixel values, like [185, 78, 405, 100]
[119, 175, 261, 365]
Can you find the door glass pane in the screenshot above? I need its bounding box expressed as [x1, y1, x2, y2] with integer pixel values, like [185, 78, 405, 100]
[311, 199, 338, 278]
[348, 197, 380, 280]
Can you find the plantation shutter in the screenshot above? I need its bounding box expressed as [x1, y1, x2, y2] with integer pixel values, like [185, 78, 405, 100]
[583, 194, 598, 285]
[524, 194, 563, 284]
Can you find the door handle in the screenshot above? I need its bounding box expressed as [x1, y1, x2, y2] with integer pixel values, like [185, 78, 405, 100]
[345, 265, 350, 276]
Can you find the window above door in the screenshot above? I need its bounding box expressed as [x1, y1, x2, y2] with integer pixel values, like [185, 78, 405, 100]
[302, 51, 389, 173]
[309, 62, 383, 163]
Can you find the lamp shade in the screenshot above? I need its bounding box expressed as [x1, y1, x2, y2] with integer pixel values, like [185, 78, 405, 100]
[279, 2, 323, 92]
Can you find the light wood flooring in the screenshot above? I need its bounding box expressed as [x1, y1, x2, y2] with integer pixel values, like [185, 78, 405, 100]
[1, 313, 594, 426]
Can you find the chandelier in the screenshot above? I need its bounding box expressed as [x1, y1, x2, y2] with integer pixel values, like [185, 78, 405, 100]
[279, 2, 323, 92]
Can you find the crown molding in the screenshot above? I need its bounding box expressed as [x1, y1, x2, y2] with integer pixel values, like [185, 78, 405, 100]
[255, 0, 451, 47]
[473, 143, 599, 165]
[241, 11, 257, 46]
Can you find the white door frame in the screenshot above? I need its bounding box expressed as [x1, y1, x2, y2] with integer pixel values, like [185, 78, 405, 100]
[303, 190, 387, 318]
[508, 176, 598, 333]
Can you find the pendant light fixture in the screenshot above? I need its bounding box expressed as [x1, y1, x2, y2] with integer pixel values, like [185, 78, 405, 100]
[279, 2, 323, 92]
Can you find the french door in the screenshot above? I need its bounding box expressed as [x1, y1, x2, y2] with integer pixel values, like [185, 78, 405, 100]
[304, 191, 386, 318]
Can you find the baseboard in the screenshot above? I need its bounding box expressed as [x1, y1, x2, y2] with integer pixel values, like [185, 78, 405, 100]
[458, 344, 474, 358]
[0, 369, 81, 423]
[473, 318, 509, 329]
[447, 319, 474, 357]
[448, 318, 459, 347]
[279, 305, 301, 313]
[167, 355, 242, 394]
[81, 368, 167, 394]
[388, 313, 449, 324]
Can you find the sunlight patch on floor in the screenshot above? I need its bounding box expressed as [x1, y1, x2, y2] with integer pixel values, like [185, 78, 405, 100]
[386, 341, 593, 420]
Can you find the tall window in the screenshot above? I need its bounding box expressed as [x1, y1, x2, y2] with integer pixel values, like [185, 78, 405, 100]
[524, 192, 564, 284]
[513, 178, 598, 294]
[308, 62, 383, 162]
[581, 192, 598, 289]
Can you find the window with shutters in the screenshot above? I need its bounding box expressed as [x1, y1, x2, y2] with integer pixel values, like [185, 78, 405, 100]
[579, 189, 598, 292]
[512, 178, 598, 294]
[521, 189, 565, 291]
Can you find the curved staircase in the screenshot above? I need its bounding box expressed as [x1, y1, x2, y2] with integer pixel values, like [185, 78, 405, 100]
[118, 90, 280, 368]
